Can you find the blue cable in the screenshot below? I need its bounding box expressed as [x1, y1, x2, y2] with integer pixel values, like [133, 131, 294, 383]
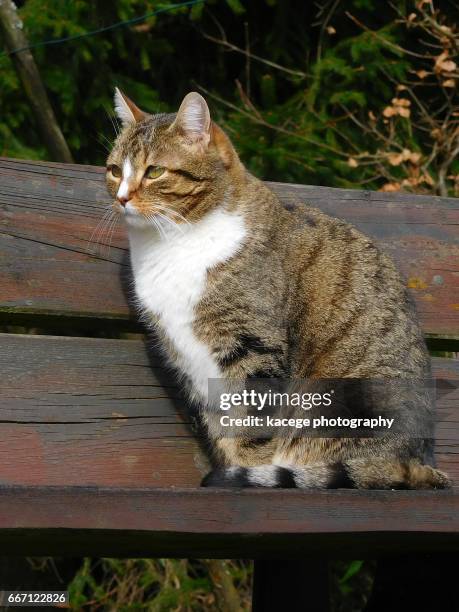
[1, 0, 205, 57]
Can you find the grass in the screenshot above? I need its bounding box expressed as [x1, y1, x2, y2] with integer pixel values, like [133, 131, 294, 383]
[65, 558, 375, 611]
[68, 559, 252, 611]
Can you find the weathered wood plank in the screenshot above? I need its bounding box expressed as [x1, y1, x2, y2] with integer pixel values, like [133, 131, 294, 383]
[0, 158, 458, 337]
[0, 486, 457, 557]
[0, 158, 129, 324]
[0, 334, 457, 488]
[0, 333, 205, 488]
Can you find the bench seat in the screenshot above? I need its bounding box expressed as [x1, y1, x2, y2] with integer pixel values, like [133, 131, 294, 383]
[0, 158, 457, 558]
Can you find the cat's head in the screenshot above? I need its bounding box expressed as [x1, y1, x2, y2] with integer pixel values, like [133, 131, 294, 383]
[106, 89, 242, 228]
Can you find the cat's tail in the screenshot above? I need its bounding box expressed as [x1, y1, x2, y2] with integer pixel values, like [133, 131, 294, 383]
[201, 459, 451, 490]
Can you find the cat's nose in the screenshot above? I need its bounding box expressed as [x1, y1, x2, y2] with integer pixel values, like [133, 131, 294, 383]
[117, 195, 129, 207]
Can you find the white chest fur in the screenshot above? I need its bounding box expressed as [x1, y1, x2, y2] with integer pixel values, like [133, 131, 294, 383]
[127, 208, 247, 400]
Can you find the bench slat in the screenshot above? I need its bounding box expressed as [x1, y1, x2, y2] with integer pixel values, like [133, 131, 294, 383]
[1, 333, 457, 488]
[1, 158, 458, 337]
[0, 486, 457, 557]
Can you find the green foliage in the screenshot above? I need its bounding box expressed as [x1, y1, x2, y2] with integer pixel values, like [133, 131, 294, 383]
[66, 557, 375, 611]
[1, 1, 206, 162]
[339, 560, 364, 593]
[68, 558, 252, 610]
[2, 0, 457, 194]
[225, 0, 245, 14]
[331, 560, 375, 612]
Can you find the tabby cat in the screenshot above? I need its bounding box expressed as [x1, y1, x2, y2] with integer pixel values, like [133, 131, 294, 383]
[105, 89, 449, 490]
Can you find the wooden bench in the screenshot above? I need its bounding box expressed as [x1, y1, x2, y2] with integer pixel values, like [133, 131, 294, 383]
[0, 157, 458, 607]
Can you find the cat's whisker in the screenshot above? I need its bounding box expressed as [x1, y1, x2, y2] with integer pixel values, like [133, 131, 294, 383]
[112, 114, 122, 136]
[155, 205, 192, 228]
[96, 210, 116, 244]
[155, 211, 184, 235]
[163, 211, 191, 228]
[99, 132, 113, 146]
[97, 133, 113, 154]
[147, 213, 169, 241]
[101, 211, 117, 257]
[105, 108, 120, 138]
[97, 211, 116, 256]
[155, 204, 189, 221]
[155, 217, 169, 242]
[105, 212, 120, 258]
[151, 216, 167, 241]
[87, 208, 114, 255]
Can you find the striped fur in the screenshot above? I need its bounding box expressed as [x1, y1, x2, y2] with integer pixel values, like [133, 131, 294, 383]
[106, 91, 451, 491]
[201, 460, 450, 490]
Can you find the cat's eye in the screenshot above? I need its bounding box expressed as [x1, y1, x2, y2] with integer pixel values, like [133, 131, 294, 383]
[145, 165, 165, 180]
[108, 165, 122, 178]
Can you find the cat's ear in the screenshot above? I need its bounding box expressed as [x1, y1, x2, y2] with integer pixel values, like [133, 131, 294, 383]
[171, 92, 211, 147]
[114, 87, 145, 126]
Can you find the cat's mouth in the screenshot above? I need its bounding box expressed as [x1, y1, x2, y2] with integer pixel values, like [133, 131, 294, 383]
[123, 201, 136, 215]
[115, 200, 187, 233]
[113, 200, 137, 216]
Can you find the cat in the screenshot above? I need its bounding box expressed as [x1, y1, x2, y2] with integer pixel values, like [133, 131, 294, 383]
[105, 88, 450, 490]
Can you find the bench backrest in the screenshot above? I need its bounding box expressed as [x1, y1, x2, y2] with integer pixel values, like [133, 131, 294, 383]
[1, 158, 458, 338]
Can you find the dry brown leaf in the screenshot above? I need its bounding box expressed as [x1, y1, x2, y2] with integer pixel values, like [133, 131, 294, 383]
[402, 178, 419, 187]
[443, 79, 456, 88]
[392, 97, 411, 107]
[383, 106, 397, 118]
[326, 26, 336, 35]
[347, 157, 359, 168]
[401, 148, 412, 160]
[441, 60, 457, 72]
[380, 182, 401, 192]
[132, 23, 153, 33]
[408, 13, 417, 22]
[396, 84, 408, 91]
[368, 110, 376, 121]
[416, 69, 429, 79]
[388, 153, 403, 166]
[398, 107, 411, 118]
[409, 152, 422, 164]
[435, 51, 448, 71]
[435, 51, 457, 73]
